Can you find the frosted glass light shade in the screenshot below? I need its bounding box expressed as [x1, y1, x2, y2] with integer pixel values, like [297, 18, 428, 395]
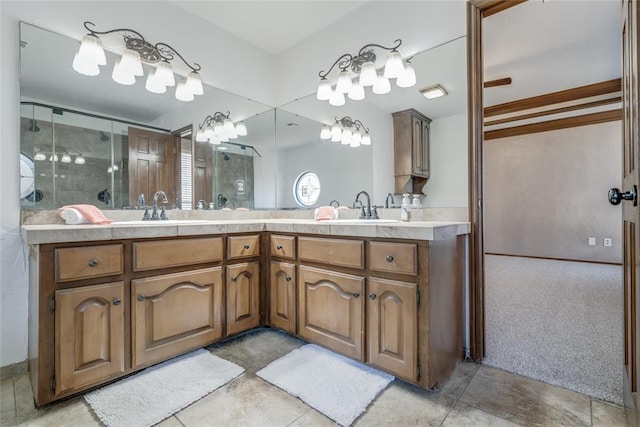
[396, 62, 416, 88]
[383, 51, 404, 79]
[112, 59, 136, 85]
[350, 138, 361, 148]
[235, 122, 248, 136]
[336, 70, 352, 94]
[330, 124, 342, 142]
[156, 61, 175, 87]
[223, 118, 235, 133]
[359, 61, 377, 86]
[213, 122, 223, 138]
[34, 152, 46, 161]
[317, 78, 332, 100]
[341, 128, 352, 145]
[228, 125, 238, 139]
[186, 71, 204, 95]
[348, 82, 365, 101]
[209, 137, 221, 145]
[329, 90, 345, 106]
[73, 52, 100, 76]
[320, 125, 331, 139]
[196, 129, 208, 142]
[352, 131, 362, 145]
[175, 81, 194, 101]
[372, 74, 391, 94]
[145, 71, 167, 94]
[78, 34, 106, 66]
[61, 153, 72, 163]
[361, 134, 372, 145]
[74, 155, 85, 165]
[204, 125, 215, 138]
[119, 49, 143, 76]
[49, 154, 59, 162]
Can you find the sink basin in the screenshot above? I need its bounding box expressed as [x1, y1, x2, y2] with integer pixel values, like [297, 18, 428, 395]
[111, 220, 210, 225]
[327, 219, 399, 224]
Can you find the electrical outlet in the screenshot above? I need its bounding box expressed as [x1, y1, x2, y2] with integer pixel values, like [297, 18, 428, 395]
[588, 237, 596, 246]
[604, 237, 612, 247]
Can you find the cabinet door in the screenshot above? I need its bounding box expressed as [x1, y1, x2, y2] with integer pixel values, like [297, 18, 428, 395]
[269, 261, 296, 334]
[368, 277, 417, 381]
[131, 267, 223, 368]
[411, 116, 423, 175]
[55, 282, 125, 394]
[421, 120, 430, 178]
[298, 266, 365, 361]
[226, 262, 260, 335]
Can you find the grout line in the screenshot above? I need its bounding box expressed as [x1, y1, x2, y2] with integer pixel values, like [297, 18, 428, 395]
[438, 364, 479, 427]
[590, 398, 594, 427]
[285, 408, 312, 427]
[174, 414, 187, 427]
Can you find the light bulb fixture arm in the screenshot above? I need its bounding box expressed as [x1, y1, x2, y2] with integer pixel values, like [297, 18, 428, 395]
[82, 21, 200, 72]
[335, 116, 370, 134]
[198, 111, 232, 129]
[319, 39, 403, 79]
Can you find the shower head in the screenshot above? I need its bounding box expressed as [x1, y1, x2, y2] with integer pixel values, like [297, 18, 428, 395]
[99, 131, 110, 141]
[222, 153, 230, 161]
[28, 120, 40, 132]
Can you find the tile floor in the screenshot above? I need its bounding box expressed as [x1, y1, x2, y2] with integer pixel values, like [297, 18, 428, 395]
[0, 328, 628, 427]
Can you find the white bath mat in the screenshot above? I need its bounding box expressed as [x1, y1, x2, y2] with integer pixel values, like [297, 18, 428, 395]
[256, 344, 394, 426]
[85, 349, 244, 427]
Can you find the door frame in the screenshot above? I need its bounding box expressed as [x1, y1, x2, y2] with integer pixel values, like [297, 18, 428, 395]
[467, 0, 527, 361]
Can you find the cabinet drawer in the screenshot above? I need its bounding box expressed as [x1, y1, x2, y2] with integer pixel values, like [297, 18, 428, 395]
[228, 234, 260, 259]
[133, 237, 223, 271]
[271, 235, 296, 259]
[369, 242, 417, 275]
[298, 237, 364, 269]
[55, 244, 123, 282]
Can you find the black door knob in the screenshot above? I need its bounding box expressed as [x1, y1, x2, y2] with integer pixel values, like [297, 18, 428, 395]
[609, 185, 638, 206]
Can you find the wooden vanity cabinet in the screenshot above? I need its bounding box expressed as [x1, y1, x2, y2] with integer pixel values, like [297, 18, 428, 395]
[55, 281, 125, 394]
[131, 267, 223, 369]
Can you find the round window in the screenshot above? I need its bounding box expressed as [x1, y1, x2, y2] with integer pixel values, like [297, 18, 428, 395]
[20, 153, 35, 200]
[293, 171, 321, 207]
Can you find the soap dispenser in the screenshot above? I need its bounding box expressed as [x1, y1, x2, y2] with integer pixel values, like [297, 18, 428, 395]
[401, 193, 411, 222]
[412, 194, 422, 208]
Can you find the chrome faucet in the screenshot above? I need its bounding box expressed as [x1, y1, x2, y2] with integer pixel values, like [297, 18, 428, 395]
[329, 199, 340, 208]
[385, 192, 396, 208]
[354, 191, 372, 219]
[151, 190, 168, 220]
[137, 193, 146, 207]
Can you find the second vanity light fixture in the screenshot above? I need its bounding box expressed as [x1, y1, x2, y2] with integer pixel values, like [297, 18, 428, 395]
[316, 39, 416, 106]
[195, 112, 248, 144]
[320, 116, 372, 147]
[72, 21, 204, 102]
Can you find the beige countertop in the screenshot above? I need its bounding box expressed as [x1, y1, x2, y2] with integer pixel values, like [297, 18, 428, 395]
[21, 219, 470, 245]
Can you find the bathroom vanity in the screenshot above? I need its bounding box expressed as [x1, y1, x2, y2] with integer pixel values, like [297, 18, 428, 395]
[22, 218, 468, 406]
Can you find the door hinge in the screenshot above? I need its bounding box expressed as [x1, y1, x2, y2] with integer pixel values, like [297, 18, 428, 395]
[416, 290, 421, 305]
[417, 363, 421, 380]
[49, 296, 56, 312]
[50, 375, 56, 391]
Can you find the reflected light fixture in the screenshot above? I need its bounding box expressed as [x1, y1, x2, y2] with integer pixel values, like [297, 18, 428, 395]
[420, 84, 448, 100]
[316, 39, 416, 105]
[195, 112, 247, 145]
[319, 116, 372, 148]
[73, 21, 203, 102]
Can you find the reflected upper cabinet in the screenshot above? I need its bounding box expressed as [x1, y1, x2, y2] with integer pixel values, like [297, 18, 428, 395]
[392, 109, 431, 195]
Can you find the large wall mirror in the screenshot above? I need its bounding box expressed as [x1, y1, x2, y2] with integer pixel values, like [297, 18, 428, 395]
[19, 20, 466, 212]
[19, 22, 274, 210]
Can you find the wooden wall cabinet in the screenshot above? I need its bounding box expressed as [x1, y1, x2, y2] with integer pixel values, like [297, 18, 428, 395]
[392, 108, 432, 194]
[131, 267, 223, 369]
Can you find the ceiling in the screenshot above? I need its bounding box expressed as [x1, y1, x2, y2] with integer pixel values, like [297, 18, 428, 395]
[171, 1, 368, 55]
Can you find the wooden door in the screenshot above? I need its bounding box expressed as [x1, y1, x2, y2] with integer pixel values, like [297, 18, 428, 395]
[411, 115, 423, 175]
[298, 266, 365, 361]
[269, 261, 296, 333]
[621, 1, 640, 424]
[55, 282, 125, 393]
[368, 277, 417, 381]
[131, 267, 223, 368]
[128, 127, 175, 206]
[193, 139, 213, 205]
[226, 262, 260, 335]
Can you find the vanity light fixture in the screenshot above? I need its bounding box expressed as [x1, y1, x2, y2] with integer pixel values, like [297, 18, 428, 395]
[319, 116, 372, 148]
[72, 21, 204, 102]
[420, 84, 448, 100]
[35, 148, 86, 164]
[316, 39, 416, 105]
[195, 112, 247, 145]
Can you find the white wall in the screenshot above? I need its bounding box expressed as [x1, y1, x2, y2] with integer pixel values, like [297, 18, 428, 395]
[1, 7, 28, 367]
[423, 113, 468, 208]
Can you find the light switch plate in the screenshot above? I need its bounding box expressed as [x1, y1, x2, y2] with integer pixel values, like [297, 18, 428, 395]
[604, 238, 612, 247]
[588, 237, 596, 246]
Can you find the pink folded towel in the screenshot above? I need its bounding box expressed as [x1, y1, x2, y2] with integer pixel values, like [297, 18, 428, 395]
[59, 204, 113, 225]
[314, 206, 337, 221]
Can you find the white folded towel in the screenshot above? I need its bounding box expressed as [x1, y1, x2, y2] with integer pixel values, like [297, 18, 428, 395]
[59, 207, 90, 225]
